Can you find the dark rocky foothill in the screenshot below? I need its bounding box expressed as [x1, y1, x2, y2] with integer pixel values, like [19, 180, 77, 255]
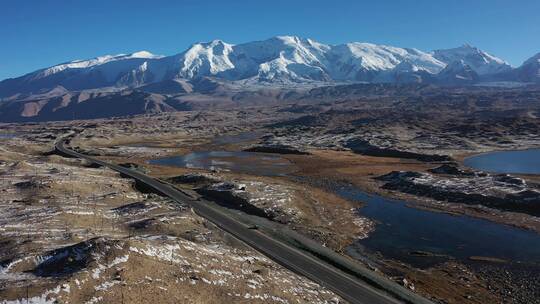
[428, 164, 477, 176]
[196, 182, 274, 220]
[31, 238, 110, 277]
[112, 201, 153, 215]
[166, 173, 219, 187]
[346, 139, 452, 162]
[243, 145, 310, 155]
[376, 171, 540, 216]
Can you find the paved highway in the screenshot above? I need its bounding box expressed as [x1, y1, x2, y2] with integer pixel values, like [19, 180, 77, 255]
[56, 139, 427, 304]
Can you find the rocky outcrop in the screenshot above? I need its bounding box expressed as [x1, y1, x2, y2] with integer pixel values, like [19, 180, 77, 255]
[166, 173, 219, 187]
[197, 182, 274, 220]
[376, 171, 540, 216]
[428, 164, 478, 176]
[168, 174, 297, 223]
[244, 145, 310, 155]
[346, 139, 451, 162]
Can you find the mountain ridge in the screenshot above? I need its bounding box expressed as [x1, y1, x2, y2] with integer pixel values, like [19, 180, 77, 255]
[3, 35, 536, 100]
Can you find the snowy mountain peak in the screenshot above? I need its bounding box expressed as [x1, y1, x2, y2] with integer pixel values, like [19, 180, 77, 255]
[275, 35, 303, 43]
[35, 51, 162, 79]
[436, 59, 479, 84]
[177, 39, 235, 78]
[460, 43, 476, 50]
[523, 53, 540, 66]
[129, 51, 162, 59]
[196, 39, 232, 48]
[511, 53, 540, 83]
[328, 42, 445, 81]
[432, 45, 511, 75]
[261, 36, 330, 52]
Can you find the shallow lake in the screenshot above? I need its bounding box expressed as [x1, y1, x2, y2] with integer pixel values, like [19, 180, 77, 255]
[464, 148, 540, 174]
[150, 147, 540, 268]
[149, 151, 295, 176]
[339, 186, 540, 267]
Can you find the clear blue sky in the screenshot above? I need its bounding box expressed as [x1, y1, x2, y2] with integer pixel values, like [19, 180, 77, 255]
[1, 0, 539, 80]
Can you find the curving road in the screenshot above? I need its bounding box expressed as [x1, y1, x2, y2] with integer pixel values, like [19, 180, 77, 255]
[56, 139, 429, 304]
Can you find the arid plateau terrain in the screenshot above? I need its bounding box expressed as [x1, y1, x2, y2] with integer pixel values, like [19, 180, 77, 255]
[1, 84, 540, 304]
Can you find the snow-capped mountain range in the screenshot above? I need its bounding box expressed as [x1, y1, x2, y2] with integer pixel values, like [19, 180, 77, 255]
[0, 36, 538, 98]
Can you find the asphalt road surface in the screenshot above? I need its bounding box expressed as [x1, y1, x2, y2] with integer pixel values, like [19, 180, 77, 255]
[56, 139, 426, 304]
